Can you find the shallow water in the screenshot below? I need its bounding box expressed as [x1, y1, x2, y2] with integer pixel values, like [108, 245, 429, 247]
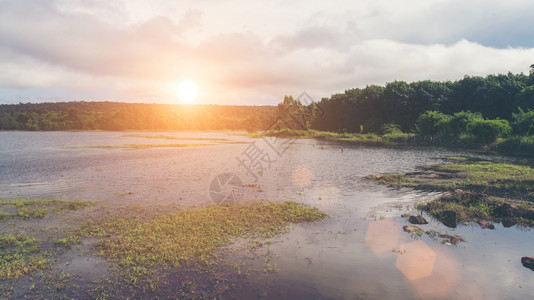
[1, 131, 533, 299]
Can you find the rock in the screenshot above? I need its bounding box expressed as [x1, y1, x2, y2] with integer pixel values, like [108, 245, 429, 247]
[438, 234, 462, 245]
[476, 220, 495, 229]
[451, 237, 462, 245]
[521, 257, 534, 271]
[401, 213, 411, 218]
[408, 215, 428, 225]
[403, 225, 422, 233]
[495, 202, 520, 217]
[439, 210, 457, 228]
[501, 220, 517, 228]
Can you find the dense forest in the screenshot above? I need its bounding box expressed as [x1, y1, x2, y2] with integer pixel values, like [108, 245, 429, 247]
[310, 71, 534, 134]
[0, 102, 276, 131]
[273, 69, 534, 151]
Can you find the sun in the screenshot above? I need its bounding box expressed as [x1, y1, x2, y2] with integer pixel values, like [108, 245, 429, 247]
[177, 80, 199, 103]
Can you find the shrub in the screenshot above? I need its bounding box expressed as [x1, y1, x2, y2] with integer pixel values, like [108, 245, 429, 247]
[416, 111, 451, 137]
[447, 111, 483, 137]
[467, 119, 511, 143]
[380, 122, 402, 135]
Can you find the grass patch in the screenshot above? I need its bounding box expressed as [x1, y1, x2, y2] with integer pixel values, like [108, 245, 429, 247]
[51, 200, 327, 297]
[0, 199, 97, 281]
[374, 174, 413, 185]
[0, 232, 49, 280]
[374, 156, 534, 200]
[375, 156, 534, 227]
[238, 129, 415, 145]
[79, 201, 326, 268]
[1, 200, 326, 297]
[432, 159, 534, 197]
[417, 190, 534, 227]
[446, 156, 470, 162]
[0, 199, 96, 220]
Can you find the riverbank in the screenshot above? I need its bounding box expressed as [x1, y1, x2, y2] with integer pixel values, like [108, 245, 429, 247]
[241, 129, 534, 157]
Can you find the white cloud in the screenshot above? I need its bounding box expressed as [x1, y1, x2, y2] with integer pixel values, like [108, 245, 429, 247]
[0, 0, 533, 104]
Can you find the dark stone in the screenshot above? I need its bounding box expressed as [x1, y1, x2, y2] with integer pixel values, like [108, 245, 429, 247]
[521, 257, 534, 271]
[408, 215, 428, 225]
[438, 234, 462, 245]
[495, 203, 520, 217]
[501, 220, 517, 228]
[476, 220, 495, 229]
[439, 210, 457, 228]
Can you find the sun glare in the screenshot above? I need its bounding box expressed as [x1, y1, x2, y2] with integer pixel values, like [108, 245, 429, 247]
[177, 80, 199, 103]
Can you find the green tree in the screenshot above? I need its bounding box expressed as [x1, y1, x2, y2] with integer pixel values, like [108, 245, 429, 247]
[512, 107, 534, 136]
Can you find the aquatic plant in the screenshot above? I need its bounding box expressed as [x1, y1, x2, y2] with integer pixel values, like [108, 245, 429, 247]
[0, 233, 48, 280]
[0, 199, 96, 220]
[78, 201, 326, 269]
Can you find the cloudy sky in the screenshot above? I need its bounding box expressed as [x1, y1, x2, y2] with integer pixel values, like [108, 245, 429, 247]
[0, 0, 533, 105]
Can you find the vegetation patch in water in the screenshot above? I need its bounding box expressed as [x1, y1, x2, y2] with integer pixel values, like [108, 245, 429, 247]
[375, 156, 534, 200]
[417, 190, 534, 227]
[80, 201, 326, 268]
[375, 156, 534, 227]
[37, 200, 327, 297]
[0, 199, 96, 220]
[0, 233, 48, 280]
[0, 199, 96, 282]
[374, 174, 414, 186]
[1, 197, 326, 297]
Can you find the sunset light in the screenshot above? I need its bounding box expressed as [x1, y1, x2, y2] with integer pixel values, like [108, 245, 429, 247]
[177, 80, 199, 103]
[2, 1, 534, 299]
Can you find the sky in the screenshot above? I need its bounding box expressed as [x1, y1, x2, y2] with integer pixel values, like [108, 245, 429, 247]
[0, 0, 533, 105]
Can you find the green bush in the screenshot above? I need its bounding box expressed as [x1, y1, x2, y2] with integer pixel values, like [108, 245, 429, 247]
[467, 119, 511, 143]
[416, 111, 451, 137]
[380, 122, 402, 135]
[447, 111, 483, 136]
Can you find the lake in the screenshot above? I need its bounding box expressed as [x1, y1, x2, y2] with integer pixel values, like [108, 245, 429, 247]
[1, 131, 533, 299]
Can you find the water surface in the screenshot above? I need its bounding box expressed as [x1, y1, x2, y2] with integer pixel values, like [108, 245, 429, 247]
[1, 131, 533, 299]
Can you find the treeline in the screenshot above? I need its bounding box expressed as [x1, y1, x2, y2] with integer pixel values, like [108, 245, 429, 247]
[312, 72, 534, 134]
[2, 70, 533, 143]
[0, 102, 277, 131]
